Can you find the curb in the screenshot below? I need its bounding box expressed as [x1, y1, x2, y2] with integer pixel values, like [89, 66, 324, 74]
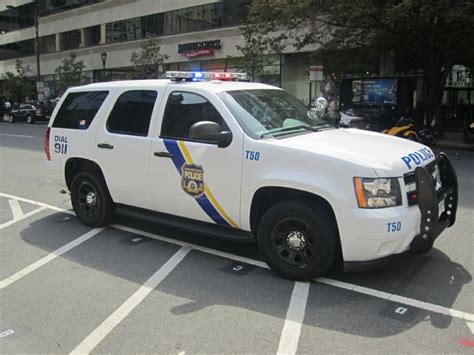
[434, 142, 474, 152]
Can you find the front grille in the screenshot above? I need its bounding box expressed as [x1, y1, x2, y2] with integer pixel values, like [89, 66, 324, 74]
[403, 160, 442, 206]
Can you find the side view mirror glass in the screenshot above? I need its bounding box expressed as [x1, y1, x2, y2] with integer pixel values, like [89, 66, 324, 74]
[309, 97, 329, 119]
[189, 121, 232, 148]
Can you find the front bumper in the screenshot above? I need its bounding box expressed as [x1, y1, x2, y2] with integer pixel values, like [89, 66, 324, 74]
[409, 152, 458, 253]
[343, 152, 458, 271]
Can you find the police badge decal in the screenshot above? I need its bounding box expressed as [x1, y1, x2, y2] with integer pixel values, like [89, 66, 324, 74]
[181, 163, 205, 198]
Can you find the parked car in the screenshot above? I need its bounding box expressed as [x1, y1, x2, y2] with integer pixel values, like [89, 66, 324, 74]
[8, 103, 51, 124]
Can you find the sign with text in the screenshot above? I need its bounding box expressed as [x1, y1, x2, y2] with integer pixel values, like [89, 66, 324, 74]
[178, 40, 221, 58]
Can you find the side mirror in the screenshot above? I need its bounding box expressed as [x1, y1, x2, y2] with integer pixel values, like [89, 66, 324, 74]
[189, 121, 232, 148]
[309, 97, 329, 119]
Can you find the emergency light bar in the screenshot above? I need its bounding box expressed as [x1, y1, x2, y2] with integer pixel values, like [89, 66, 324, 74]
[165, 71, 248, 81]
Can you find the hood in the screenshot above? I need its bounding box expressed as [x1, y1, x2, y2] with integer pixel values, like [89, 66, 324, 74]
[269, 128, 435, 177]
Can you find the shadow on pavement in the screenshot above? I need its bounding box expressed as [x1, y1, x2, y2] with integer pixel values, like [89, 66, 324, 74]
[16, 211, 471, 339]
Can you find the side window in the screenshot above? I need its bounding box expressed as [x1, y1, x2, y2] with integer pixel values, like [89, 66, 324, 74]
[161, 91, 227, 140]
[53, 91, 108, 129]
[107, 90, 157, 136]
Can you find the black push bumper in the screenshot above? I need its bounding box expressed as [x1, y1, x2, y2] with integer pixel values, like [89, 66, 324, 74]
[345, 153, 458, 272]
[409, 152, 458, 253]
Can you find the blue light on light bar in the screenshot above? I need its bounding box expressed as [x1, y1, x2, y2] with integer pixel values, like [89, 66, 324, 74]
[193, 72, 203, 78]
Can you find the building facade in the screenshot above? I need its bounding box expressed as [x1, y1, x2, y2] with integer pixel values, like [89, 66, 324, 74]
[0, 0, 323, 104]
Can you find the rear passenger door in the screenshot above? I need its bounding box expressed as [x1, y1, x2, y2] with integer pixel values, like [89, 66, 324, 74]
[94, 90, 158, 210]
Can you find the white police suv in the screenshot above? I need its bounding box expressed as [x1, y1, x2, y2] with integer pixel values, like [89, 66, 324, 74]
[45, 71, 458, 280]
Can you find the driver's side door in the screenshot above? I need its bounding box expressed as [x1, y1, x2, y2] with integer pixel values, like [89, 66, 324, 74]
[149, 89, 243, 228]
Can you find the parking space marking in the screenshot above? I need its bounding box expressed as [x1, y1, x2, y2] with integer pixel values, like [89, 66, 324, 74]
[70, 246, 192, 355]
[0, 192, 74, 215]
[0, 134, 35, 138]
[467, 322, 474, 334]
[0, 228, 103, 290]
[0, 206, 47, 230]
[277, 282, 310, 355]
[2, 192, 474, 323]
[316, 277, 474, 322]
[8, 199, 23, 219]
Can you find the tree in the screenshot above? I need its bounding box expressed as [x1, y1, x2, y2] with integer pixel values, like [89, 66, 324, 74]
[55, 53, 86, 94]
[233, 23, 284, 81]
[2, 60, 35, 103]
[130, 35, 169, 79]
[244, 0, 474, 131]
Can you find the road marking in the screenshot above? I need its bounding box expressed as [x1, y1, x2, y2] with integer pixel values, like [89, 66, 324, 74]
[8, 199, 23, 219]
[0, 228, 103, 290]
[0, 206, 47, 230]
[0, 134, 35, 138]
[316, 277, 474, 322]
[467, 322, 474, 334]
[2, 192, 474, 323]
[277, 282, 310, 355]
[0, 192, 74, 215]
[70, 246, 192, 355]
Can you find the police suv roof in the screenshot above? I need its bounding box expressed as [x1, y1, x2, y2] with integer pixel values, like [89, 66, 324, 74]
[72, 79, 280, 94]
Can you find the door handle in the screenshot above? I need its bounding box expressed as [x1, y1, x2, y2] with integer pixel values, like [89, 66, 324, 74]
[154, 151, 173, 158]
[97, 143, 114, 149]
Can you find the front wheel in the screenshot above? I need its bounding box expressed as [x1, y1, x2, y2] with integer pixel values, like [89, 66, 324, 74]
[257, 200, 338, 281]
[71, 172, 114, 227]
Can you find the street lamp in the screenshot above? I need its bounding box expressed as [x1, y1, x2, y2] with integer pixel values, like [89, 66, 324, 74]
[101, 52, 107, 70]
[101, 52, 107, 81]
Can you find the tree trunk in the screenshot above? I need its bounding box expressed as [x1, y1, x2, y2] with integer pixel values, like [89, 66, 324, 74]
[423, 62, 451, 137]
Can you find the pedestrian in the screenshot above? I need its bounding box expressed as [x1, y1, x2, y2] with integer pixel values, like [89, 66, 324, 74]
[329, 97, 341, 124]
[4, 99, 11, 121]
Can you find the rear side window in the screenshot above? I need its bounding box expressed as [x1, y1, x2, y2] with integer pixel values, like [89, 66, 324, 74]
[53, 91, 108, 129]
[106, 90, 157, 136]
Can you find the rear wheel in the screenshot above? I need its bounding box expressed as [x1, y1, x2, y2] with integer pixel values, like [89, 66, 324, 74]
[257, 200, 338, 281]
[71, 172, 114, 227]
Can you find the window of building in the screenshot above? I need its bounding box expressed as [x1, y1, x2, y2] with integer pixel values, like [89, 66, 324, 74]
[141, 13, 164, 37]
[61, 29, 81, 50]
[52, 91, 108, 129]
[106, 18, 142, 44]
[161, 92, 227, 140]
[40, 35, 56, 54]
[0, 39, 34, 60]
[107, 90, 157, 136]
[83, 25, 101, 47]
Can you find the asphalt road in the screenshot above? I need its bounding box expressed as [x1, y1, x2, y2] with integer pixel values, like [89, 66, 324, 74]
[1, 120, 473, 354]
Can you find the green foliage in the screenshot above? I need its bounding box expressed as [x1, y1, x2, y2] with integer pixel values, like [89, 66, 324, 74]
[2, 60, 35, 103]
[245, 0, 474, 125]
[233, 23, 284, 81]
[55, 53, 86, 94]
[130, 35, 169, 79]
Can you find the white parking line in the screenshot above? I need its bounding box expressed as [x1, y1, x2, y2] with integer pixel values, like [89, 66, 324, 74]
[0, 192, 74, 215]
[277, 282, 310, 355]
[0, 228, 103, 290]
[0, 133, 35, 138]
[0, 206, 47, 230]
[70, 246, 192, 355]
[8, 199, 23, 219]
[2, 192, 474, 323]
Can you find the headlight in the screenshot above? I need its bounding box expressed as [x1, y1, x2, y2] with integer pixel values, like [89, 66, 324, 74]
[353, 177, 402, 208]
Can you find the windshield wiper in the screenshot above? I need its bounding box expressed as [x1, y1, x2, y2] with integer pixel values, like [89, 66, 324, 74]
[260, 125, 313, 138]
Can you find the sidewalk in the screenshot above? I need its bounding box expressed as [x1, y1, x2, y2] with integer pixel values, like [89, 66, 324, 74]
[434, 132, 474, 152]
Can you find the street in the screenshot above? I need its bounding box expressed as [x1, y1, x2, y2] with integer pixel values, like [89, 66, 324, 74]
[0, 120, 473, 354]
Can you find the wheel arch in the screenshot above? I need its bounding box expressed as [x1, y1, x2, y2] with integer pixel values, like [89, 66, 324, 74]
[249, 186, 342, 256]
[65, 157, 106, 191]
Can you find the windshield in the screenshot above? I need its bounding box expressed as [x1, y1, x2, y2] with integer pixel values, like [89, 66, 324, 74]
[220, 89, 332, 139]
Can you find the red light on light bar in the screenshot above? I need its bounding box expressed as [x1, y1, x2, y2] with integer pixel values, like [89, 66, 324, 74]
[213, 73, 221, 78]
[225, 73, 231, 78]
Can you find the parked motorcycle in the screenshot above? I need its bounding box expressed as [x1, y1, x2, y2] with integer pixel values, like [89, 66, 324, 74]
[382, 117, 436, 146]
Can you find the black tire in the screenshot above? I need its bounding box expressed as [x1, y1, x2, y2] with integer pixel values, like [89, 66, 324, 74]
[257, 200, 338, 281]
[26, 115, 35, 124]
[71, 171, 114, 227]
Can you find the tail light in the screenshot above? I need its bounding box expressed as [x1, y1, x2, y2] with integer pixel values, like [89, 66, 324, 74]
[44, 127, 51, 161]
